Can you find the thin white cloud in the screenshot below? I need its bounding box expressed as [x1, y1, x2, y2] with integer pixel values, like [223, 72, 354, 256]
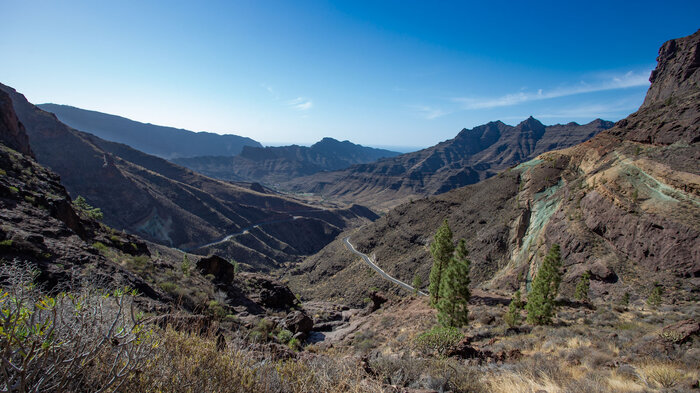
[453, 70, 650, 110]
[287, 97, 313, 111]
[261, 83, 279, 100]
[409, 105, 450, 120]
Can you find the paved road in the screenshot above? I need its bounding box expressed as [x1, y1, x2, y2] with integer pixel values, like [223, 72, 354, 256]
[190, 216, 303, 250]
[343, 236, 427, 296]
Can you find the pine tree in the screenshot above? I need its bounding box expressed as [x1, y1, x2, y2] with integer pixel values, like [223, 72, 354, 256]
[436, 239, 471, 327]
[429, 220, 454, 306]
[646, 282, 663, 309]
[412, 273, 422, 295]
[574, 271, 591, 302]
[525, 244, 562, 325]
[504, 290, 523, 328]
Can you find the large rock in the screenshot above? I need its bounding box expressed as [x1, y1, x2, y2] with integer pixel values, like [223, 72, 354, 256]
[197, 255, 236, 284]
[283, 310, 314, 335]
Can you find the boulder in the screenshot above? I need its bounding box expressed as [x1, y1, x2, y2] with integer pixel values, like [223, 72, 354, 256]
[283, 310, 314, 335]
[589, 261, 618, 283]
[197, 255, 235, 284]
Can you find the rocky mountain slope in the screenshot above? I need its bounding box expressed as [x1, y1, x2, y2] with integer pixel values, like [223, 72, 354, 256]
[283, 117, 612, 210]
[1, 88, 322, 330]
[38, 103, 261, 159]
[2, 84, 377, 271]
[173, 137, 400, 184]
[288, 30, 700, 306]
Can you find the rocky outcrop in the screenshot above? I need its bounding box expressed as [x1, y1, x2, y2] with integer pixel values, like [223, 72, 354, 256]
[197, 255, 236, 284]
[642, 29, 700, 109]
[0, 90, 33, 157]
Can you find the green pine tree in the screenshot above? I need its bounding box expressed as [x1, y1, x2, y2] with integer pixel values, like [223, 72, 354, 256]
[646, 282, 663, 309]
[504, 289, 524, 328]
[574, 271, 591, 302]
[436, 239, 471, 328]
[526, 244, 562, 325]
[412, 273, 423, 295]
[429, 220, 454, 306]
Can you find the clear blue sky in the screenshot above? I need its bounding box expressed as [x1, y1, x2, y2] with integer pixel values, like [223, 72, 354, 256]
[1, 1, 698, 149]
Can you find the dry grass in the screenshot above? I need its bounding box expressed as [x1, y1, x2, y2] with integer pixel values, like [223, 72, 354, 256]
[120, 329, 388, 393]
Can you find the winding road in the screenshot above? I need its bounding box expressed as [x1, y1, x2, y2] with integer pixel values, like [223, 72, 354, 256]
[343, 236, 427, 296]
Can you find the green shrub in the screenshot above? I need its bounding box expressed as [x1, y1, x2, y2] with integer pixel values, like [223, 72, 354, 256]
[413, 326, 463, 357]
[277, 329, 294, 345]
[0, 239, 12, 247]
[92, 241, 108, 253]
[207, 300, 227, 320]
[72, 195, 103, 221]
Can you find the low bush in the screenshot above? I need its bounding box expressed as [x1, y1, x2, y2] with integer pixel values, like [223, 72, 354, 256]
[413, 326, 463, 357]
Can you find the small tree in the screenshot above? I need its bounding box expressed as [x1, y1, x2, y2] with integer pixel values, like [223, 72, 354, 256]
[436, 240, 471, 328]
[504, 290, 524, 328]
[428, 220, 454, 306]
[526, 244, 562, 325]
[181, 254, 191, 276]
[412, 273, 422, 295]
[574, 271, 591, 302]
[72, 195, 103, 221]
[646, 282, 663, 309]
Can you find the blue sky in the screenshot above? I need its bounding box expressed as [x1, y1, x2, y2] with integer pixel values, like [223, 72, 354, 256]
[1, 1, 698, 149]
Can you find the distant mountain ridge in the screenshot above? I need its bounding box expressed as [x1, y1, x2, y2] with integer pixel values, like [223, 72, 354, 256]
[37, 103, 261, 159]
[173, 137, 401, 183]
[282, 117, 613, 210]
[2, 84, 377, 271]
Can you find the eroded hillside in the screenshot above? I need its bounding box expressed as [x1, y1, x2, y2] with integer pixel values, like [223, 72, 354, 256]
[288, 30, 700, 307]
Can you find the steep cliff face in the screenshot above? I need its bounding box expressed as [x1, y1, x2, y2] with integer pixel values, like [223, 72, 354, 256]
[288, 30, 700, 306]
[1, 83, 378, 271]
[282, 117, 612, 211]
[0, 90, 33, 158]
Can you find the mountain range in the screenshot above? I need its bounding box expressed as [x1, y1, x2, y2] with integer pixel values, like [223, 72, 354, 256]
[2, 84, 377, 272]
[282, 117, 613, 210]
[172, 137, 400, 184]
[287, 30, 700, 306]
[38, 103, 261, 159]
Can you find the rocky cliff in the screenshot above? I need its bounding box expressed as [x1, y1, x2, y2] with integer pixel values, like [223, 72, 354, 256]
[282, 117, 612, 211]
[288, 30, 700, 306]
